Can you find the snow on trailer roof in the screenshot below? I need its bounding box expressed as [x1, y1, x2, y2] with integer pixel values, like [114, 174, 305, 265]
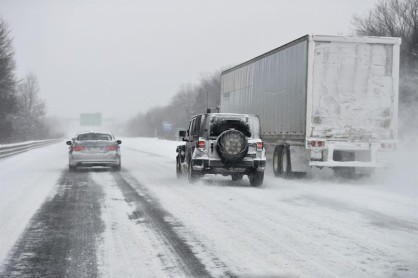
[222, 34, 401, 75]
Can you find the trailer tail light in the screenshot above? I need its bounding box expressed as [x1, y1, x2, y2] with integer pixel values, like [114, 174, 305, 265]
[309, 140, 325, 148]
[381, 142, 396, 150]
[105, 145, 118, 151]
[197, 139, 206, 150]
[256, 141, 263, 151]
[73, 145, 85, 152]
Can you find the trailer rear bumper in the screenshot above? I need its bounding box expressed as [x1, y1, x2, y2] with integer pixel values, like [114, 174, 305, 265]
[309, 161, 387, 168]
[308, 140, 394, 168]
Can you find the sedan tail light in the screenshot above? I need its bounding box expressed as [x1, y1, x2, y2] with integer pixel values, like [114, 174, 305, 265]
[105, 145, 118, 151]
[73, 145, 85, 152]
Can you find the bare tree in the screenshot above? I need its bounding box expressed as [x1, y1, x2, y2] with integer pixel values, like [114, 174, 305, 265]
[0, 18, 17, 143]
[13, 72, 47, 140]
[123, 70, 222, 139]
[193, 71, 221, 115]
[353, 0, 418, 61]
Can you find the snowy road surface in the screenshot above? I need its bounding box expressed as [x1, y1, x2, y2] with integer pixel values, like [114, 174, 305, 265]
[0, 138, 417, 277]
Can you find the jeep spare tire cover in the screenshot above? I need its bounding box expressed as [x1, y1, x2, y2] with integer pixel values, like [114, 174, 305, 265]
[217, 129, 248, 163]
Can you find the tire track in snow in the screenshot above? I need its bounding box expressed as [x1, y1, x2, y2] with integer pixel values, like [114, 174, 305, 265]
[111, 172, 236, 278]
[0, 170, 104, 278]
[123, 147, 166, 158]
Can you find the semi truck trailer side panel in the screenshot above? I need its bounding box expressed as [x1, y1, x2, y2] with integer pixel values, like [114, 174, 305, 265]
[221, 36, 308, 141]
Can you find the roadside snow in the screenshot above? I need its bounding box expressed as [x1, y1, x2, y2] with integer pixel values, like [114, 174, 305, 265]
[0, 143, 66, 270]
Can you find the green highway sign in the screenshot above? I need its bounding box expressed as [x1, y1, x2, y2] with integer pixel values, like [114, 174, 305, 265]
[80, 113, 102, 126]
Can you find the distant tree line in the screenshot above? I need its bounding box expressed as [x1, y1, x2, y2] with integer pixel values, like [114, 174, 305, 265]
[0, 18, 53, 144]
[124, 71, 222, 139]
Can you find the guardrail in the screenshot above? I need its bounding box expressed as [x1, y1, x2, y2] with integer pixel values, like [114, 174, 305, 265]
[0, 139, 63, 159]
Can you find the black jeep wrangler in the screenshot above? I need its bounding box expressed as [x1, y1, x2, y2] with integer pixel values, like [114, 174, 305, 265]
[176, 113, 266, 186]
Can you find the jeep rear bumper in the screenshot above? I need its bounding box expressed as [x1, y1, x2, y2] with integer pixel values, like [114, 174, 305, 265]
[192, 158, 266, 173]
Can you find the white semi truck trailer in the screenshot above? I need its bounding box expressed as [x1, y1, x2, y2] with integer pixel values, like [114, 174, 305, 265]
[220, 34, 401, 176]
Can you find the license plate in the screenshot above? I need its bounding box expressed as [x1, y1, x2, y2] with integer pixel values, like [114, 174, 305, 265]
[90, 147, 102, 152]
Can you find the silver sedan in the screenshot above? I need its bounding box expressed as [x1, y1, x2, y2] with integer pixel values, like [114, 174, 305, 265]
[66, 131, 121, 171]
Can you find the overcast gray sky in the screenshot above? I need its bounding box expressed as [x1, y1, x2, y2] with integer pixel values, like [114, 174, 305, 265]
[1, 0, 378, 121]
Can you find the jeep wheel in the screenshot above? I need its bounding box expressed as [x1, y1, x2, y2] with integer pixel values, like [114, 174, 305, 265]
[231, 174, 243, 181]
[273, 145, 283, 177]
[249, 171, 264, 187]
[176, 156, 182, 178]
[217, 130, 248, 163]
[187, 161, 200, 183]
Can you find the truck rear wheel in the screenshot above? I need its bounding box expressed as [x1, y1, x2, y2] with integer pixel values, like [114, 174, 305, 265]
[281, 146, 293, 178]
[273, 146, 283, 176]
[333, 167, 355, 178]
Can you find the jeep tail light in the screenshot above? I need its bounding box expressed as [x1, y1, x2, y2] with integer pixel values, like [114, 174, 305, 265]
[197, 139, 206, 150]
[106, 145, 118, 151]
[256, 141, 263, 151]
[73, 145, 85, 152]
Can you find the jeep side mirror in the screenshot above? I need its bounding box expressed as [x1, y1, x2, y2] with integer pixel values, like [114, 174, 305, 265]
[178, 130, 186, 137]
[66, 140, 72, 145]
[116, 140, 122, 145]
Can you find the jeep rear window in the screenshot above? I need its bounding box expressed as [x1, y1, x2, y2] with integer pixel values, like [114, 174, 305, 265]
[208, 115, 259, 138]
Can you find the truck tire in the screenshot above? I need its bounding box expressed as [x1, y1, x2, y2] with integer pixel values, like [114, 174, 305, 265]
[334, 167, 355, 178]
[217, 130, 248, 163]
[249, 171, 264, 187]
[273, 145, 283, 176]
[333, 151, 355, 178]
[187, 160, 200, 183]
[281, 146, 292, 178]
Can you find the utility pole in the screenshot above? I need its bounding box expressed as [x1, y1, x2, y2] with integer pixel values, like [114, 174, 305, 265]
[206, 91, 209, 113]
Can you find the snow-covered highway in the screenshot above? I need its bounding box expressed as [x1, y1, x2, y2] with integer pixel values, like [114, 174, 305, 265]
[0, 138, 417, 277]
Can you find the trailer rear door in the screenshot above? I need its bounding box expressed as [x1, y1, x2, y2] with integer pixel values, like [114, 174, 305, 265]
[307, 36, 400, 142]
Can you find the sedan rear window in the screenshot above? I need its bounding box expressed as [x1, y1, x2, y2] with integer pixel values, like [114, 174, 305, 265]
[77, 133, 112, 141]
